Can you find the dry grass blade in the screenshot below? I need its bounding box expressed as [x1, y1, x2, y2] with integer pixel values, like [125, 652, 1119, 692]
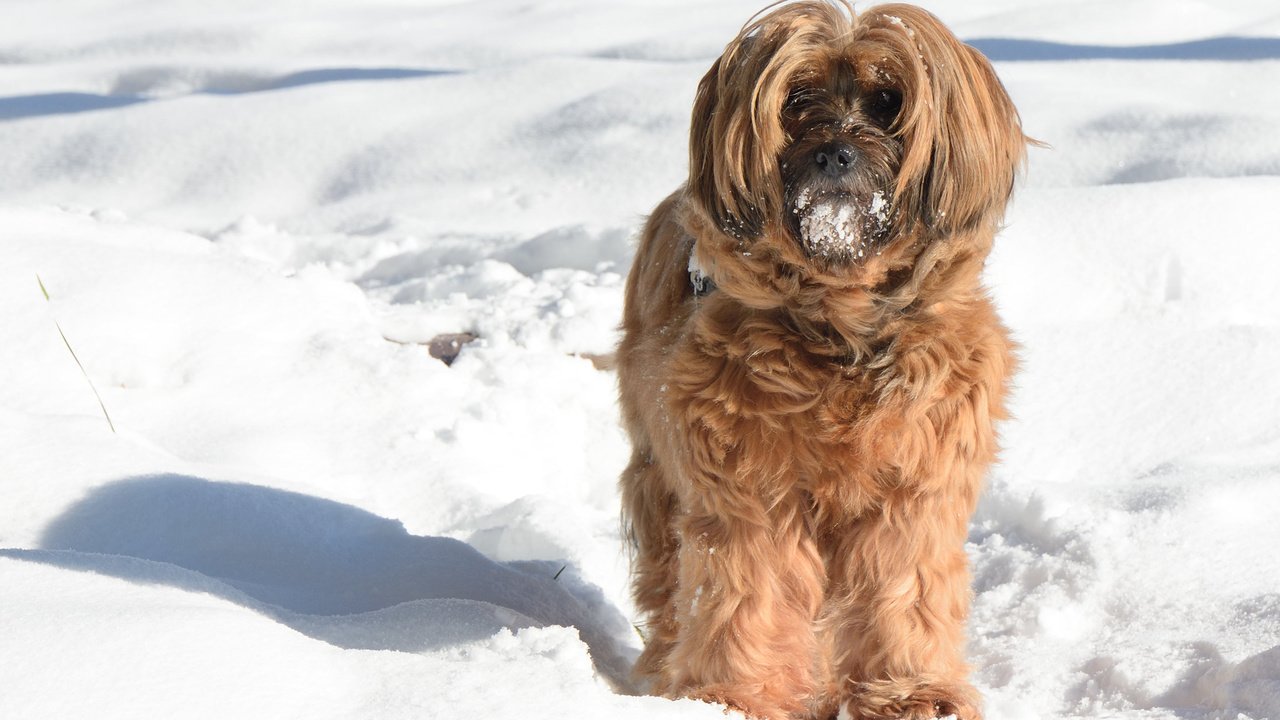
[37, 274, 117, 434]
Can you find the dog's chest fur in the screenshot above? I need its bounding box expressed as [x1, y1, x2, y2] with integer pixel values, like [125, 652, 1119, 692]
[661, 287, 1008, 521]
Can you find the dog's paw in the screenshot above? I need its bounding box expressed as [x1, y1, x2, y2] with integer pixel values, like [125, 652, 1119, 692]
[843, 679, 981, 720]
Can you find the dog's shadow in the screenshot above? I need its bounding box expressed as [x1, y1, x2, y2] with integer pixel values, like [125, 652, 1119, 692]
[0, 474, 637, 691]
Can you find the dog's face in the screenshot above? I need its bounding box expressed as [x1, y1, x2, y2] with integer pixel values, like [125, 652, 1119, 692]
[777, 58, 903, 265]
[689, 1, 1026, 278]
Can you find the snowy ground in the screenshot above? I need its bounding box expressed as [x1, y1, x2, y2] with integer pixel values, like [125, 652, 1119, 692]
[3, 1, 1280, 718]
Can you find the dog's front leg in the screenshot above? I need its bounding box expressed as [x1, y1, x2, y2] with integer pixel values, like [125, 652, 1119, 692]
[827, 490, 982, 720]
[621, 447, 684, 685]
[660, 470, 826, 720]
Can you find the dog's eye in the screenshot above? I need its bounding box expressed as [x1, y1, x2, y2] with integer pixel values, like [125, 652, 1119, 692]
[866, 88, 902, 127]
[784, 87, 812, 112]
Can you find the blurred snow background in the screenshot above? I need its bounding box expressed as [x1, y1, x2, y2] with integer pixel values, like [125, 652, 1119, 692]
[2, 1, 1279, 718]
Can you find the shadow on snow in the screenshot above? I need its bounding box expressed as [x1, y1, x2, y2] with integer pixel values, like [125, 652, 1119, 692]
[968, 35, 1280, 62]
[0, 67, 457, 121]
[0, 474, 637, 692]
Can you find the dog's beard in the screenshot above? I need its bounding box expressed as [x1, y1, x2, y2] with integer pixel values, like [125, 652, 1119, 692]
[789, 185, 895, 263]
[779, 126, 902, 265]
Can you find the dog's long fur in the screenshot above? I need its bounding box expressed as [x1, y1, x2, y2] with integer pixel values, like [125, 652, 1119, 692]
[617, 3, 1027, 719]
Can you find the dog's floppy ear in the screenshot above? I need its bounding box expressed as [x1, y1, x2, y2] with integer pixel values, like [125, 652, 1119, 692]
[865, 5, 1028, 235]
[925, 41, 1027, 233]
[688, 1, 853, 240]
[687, 29, 782, 239]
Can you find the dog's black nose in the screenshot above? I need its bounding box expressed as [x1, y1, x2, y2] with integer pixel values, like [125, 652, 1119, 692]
[814, 142, 856, 177]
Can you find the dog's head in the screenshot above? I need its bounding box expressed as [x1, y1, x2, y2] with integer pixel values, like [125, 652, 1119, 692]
[688, 1, 1026, 279]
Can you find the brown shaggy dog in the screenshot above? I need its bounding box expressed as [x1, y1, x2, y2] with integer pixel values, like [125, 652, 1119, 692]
[616, 3, 1028, 719]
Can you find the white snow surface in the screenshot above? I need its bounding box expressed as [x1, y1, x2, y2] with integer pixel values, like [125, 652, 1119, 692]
[3, 1, 1280, 719]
